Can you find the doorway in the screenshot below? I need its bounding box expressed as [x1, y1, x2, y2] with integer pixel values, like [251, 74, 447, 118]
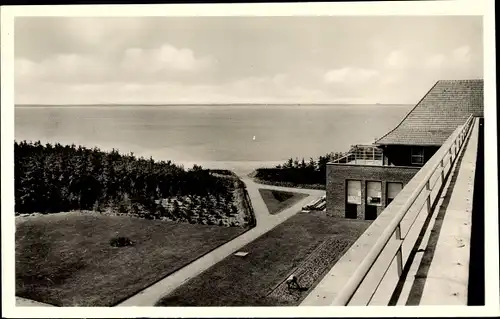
[365, 205, 378, 220]
[346, 203, 358, 219]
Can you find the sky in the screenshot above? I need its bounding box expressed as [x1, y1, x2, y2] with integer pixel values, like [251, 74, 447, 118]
[14, 16, 483, 105]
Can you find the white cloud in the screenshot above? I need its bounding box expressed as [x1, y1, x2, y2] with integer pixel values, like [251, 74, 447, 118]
[324, 67, 379, 84]
[15, 72, 350, 105]
[424, 45, 472, 69]
[450, 45, 472, 64]
[15, 43, 214, 85]
[15, 58, 40, 80]
[425, 53, 447, 68]
[385, 50, 410, 68]
[121, 44, 214, 74]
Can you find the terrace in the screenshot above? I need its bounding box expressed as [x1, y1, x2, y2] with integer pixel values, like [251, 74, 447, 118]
[330, 145, 384, 166]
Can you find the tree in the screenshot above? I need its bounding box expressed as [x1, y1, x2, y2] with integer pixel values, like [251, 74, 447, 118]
[14, 140, 236, 222]
[308, 157, 316, 171]
[300, 158, 307, 169]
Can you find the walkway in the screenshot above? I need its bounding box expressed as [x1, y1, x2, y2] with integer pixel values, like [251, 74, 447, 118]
[398, 117, 479, 305]
[117, 178, 324, 306]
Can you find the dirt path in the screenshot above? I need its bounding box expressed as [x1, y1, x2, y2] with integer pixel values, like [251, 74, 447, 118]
[117, 179, 324, 307]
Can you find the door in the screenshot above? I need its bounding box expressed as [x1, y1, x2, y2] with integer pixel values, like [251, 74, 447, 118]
[346, 203, 358, 219]
[365, 205, 378, 220]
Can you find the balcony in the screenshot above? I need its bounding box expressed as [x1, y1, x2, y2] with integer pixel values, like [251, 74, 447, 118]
[330, 145, 384, 166]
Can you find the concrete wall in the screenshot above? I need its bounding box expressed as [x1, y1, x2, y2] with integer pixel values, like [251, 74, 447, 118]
[326, 164, 420, 219]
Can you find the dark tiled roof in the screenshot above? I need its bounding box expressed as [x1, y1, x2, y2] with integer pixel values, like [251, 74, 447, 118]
[375, 79, 483, 146]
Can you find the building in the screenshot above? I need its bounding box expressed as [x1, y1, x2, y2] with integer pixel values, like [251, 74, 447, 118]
[326, 79, 484, 220]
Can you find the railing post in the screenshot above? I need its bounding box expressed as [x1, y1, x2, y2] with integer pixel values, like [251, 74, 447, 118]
[425, 180, 431, 214]
[449, 148, 453, 168]
[440, 159, 445, 185]
[395, 224, 403, 277]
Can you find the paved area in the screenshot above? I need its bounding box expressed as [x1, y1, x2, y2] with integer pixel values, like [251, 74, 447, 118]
[117, 178, 324, 306]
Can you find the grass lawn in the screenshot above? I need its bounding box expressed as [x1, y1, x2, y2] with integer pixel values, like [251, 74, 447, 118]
[156, 212, 371, 306]
[15, 211, 247, 306]
[258, 189, 309, 215]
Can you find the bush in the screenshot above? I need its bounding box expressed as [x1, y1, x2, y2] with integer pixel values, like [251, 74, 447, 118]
[109, 236, 134, 247]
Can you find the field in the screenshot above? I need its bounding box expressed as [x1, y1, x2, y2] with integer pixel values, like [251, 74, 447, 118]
[258, 189, 309, 215]
[15, 211, 247, 306]
[156, 212, 371, 306]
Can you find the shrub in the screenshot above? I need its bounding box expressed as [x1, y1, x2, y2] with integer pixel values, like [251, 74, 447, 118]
[109, 236, 134, 247]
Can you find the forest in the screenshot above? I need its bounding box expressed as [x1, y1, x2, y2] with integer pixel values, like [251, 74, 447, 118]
[14, 141, 253, 227]
[252, 152, 346, 188]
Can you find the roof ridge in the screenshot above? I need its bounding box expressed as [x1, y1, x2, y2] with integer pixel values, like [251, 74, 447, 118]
[435, 79, 483, 82]
[375, 80, 440, 145]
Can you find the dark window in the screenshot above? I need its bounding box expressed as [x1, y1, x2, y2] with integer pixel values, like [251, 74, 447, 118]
[411, 147, 425, 165]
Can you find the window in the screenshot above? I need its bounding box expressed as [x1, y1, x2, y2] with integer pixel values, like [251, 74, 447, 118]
[387, 182, 403, 205]
[346, 180, 361, 219]
[366, 181, 382, 206]
[346, 180, 361, 204]
[411, 147, 425, 165]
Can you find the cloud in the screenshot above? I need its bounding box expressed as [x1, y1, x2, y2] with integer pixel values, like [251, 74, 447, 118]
[385, 50, 410, 68]
[424, 45, 472, 69]
[324, 67, 379, 84]
[450, 46, 472, 64]
[15, 43, 215, 85]
[15, 72, 363, 105]
[121, 44, 214, 74]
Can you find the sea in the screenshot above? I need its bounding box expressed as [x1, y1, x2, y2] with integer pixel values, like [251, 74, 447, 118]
[15, 104, 410, 176]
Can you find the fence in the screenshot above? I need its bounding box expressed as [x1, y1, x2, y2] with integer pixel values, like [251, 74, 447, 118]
[331, 114, 475, 306]
[332, 145, 384, 164]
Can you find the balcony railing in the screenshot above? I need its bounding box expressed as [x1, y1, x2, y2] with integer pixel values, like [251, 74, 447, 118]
[330, 114, 475, 306]
[331, 145, 384, 165]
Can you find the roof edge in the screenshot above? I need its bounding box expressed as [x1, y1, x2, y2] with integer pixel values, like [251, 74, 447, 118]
[375, 80, 441, 145]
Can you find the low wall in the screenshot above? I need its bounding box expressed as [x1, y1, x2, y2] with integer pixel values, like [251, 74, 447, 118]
[326, 164, 420, 219]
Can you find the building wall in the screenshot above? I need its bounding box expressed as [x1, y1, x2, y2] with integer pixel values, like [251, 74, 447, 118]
[326, 164, 420, 219]
[382, 145, 440, 167]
